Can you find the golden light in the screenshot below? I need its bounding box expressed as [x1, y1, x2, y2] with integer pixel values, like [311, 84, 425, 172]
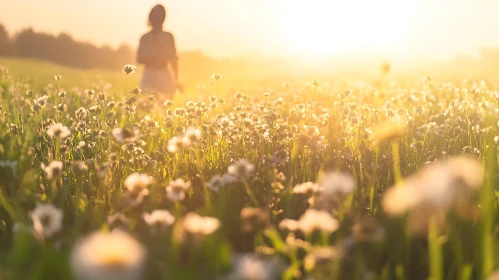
[274, 0, 411, 59]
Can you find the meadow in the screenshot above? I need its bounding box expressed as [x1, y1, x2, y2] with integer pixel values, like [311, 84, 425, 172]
[0, 57, 498, 280]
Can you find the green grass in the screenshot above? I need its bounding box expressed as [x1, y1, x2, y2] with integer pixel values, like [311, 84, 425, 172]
[0, 60, 498, 280]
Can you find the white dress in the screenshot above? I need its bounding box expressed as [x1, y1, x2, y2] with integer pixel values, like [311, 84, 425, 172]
[137, 31, 178, 96]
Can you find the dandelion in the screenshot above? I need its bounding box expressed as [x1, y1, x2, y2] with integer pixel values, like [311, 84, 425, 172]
[124, 173, 153, 192]
[41, 161, 63, 179]
[31, 204, 63, 238]
[71, 160, 89, 174]
[207, 174, 225, 192]
[142, 210, 175, 234]
[70, 230, 146, 280]
[33, 95, 49, 107]
[228, 159, 255, 179]
[184, 126, 202, 144]
[107, 213, 130, 230]
[182, 213, 220, 235]
[278, 219, 300, 232]
[46, 122, 71, 139]
[112, 127, 140, 144]
[298, 209, 339, 234]
[211, 73, 221, 80]
[166, 178, 191, 201]
[318, 172, 355, 198]
[383, 156, 483, 233]
[293, 182, 320, 195]
[164, 99, 173, 106]
[122, 64, 136, 75]
[167, 136, 191, 153]
[221, 254, 285, 280]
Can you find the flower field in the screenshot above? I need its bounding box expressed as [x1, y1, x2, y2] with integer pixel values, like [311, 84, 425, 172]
[0, 63, 498, 280]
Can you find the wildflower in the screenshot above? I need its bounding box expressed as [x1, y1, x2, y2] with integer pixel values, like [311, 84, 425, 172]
[184, 127, 202, 144]
[207, 174, 224, 192]
[304, 247, 343, 273]
[383, 156, 483, 233]
[70, 230, 146, 280]
[46, 122, 71, 139]
[124, 173, 153, 192]
[41, 161, 63, 179]
[183, 213, 220, 235]
[75, 107, 88, 119]
[293, 182, 320, 195]
[142, 210, 175, 234]
[54, 75, 62, 81]
[318, 172, 355, 198]
[166, 178, 191, 201]
[31, 204, 63, 238]
[298, 209, 339, 234]
[370, 117, 407, 145]
[279, 219, 300, 232]
[164, 100, 173, 107]
[228, 159, 255, 179]
[112, 127, 140, 144]
[211, 73, 221, 80]
[122, 64, 136, 75]
[221, 253, 285, 280]
[33, 95, 49, 107]
[89, 105, 101, 113]
[167, 136, 190, 153]
[71, 161, 89, 174]
[312, 79, 319, 88]
[240, 207, 269, 233]
[107, 213, 130, 230]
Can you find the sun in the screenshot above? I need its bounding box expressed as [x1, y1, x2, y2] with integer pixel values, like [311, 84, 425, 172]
[274, 0, 411, 59]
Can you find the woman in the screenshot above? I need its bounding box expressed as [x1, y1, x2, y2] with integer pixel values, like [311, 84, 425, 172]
[137, 4, 181, 98]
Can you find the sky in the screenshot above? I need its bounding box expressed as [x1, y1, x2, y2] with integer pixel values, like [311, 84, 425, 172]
[1, 0, 499, 60]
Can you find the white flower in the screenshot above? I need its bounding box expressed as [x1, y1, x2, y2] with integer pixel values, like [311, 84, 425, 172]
[31, 204, 63, 238]
[41, 161, 63, 179]
[107, 213, 130, 228]
[221, 254, 285, 280]
[166, 179, 191, 201]
[293, 182, 320, 195]
[70, 230, 146, 280]
[382, 156, 484, 233]
[318, 172, 355, 198]
[122, 64, 136, 75]
[278, 219, 300, 232]
[228, 159, 255, 179]
[167, 136, 191, 153]
[183, 213, 220, 235]
[46, 123, 71, 139]
[143, 210, 175, 234]
[207, 174, 224, 192]
[34, 95, 49, 107]
[223, 173, 237, 185]
[124, 173, 152, 192]
[112, 128, 140, 144]
[298, 209, 339, 234]
[207, 173, 235, 192]
[184, 127, 202, 145]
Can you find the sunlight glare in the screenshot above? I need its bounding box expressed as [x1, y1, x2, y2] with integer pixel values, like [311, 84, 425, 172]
[274, 0, 411, 58]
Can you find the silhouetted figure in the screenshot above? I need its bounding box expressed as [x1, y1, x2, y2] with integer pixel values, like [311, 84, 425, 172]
[137, 4, 180, 97]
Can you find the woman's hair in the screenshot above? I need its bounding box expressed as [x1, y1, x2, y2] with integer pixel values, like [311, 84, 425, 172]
[148, 4, 166, 29]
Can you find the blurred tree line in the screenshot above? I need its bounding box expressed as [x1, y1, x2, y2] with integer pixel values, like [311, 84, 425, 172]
[0, 23, 134, 70]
